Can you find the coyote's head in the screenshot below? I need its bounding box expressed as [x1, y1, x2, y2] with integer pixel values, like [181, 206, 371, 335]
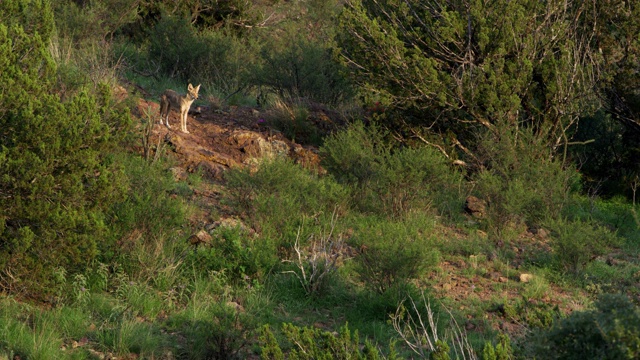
[188, 83, 201, 101]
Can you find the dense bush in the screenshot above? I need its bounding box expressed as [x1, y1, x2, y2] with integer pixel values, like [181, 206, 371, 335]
[145, 15, 255, 95]
[186, 226, 272, 281]
[474, 124, 580, 238]
[531, 294, 640, 359]
[544, 217, 620, 275]
[0, 0, 130, 296]
[336, 0, 639, 170]
[225, 157, 349, 253]
[320, 121, 465, 218]
[349, 214, 440, 294]
[320, 121, 388, 185]
[104, 154, 189, 261]
[260, 323, 390, 359]
[253, 36, 353, 106]
[53, 0, 139, 45]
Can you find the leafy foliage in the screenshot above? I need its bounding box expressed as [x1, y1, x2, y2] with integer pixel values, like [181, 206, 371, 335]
[104, 153, 189, 262]
[146, 15, 254, 95]
[320, 121, 465, 218]
[260, 323, 390, 359]
[473, 123, 580, 237]
[253, 36, 353, 106]
[350, 214, 440, 294]
[545, 217, 620, 275]
[0, 0, 130, 296]
[531, 294, 640, 359]
[187, 225, 269, 281]
[482, 333, 512, 360]
[337, 0, 639, 164]
[225, 157, 349, 253]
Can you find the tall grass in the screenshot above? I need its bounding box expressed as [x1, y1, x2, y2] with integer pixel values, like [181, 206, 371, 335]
[0, 299, 64, 359]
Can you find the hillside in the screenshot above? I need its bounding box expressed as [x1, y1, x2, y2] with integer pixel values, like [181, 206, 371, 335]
[2, 0, 640, 359]
[132, 88, 603, 345]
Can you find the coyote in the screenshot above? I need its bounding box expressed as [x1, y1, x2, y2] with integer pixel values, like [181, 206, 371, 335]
[159, 83, 201, 133]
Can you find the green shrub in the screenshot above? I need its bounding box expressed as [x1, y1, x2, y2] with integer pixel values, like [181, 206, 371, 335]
[350, 214, 440, 294]
[0, 0, 130, 297]
[259, 323, 389, 359]
[168, 299, 257, 359]
[482, 333, 512, 360]
[500, 296, 561, 329]
[187, 226, 272, 281]
[253, 35, 353, 106]
[564, 195, 640, 245]
[145, 16, 255, 95]
[53, 0, 139, 46]
[225, 157, 349, 253]
[474, 123, 580, 238]
[106, 154, 188, 242]
[531, 294, 640, 359]
[320, 121, 464, 218]
[545, 217, 620, 275]
[147, 16, 206, 80]
[378, 145, 464, 218]
[320, 121, 388, 185]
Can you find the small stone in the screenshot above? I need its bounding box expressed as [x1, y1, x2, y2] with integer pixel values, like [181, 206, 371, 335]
[464, 196, 486, 218]
[519, 273, 534, 283]
[498, 276, 508, 283]
[189, 230, 212, 246]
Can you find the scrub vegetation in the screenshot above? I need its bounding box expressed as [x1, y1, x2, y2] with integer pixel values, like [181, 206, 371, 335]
[1, 0, 640, 359]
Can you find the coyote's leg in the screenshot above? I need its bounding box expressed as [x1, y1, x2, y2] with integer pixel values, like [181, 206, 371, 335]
[165, 112, 172, 129]
[181, 109, 189, 133]
[159, 97, 172, 129]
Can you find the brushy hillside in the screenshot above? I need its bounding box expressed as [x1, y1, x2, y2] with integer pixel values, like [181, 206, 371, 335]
[1, 0, 640, 359]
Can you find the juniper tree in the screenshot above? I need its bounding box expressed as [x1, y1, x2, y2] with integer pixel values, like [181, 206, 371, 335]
[0, 0, 129, 296]
[337, 0, 639, 163]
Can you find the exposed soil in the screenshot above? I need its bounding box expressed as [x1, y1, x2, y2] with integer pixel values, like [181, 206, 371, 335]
[134, 99, 323, 178]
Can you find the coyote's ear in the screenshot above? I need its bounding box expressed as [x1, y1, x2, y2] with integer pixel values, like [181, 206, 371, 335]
[195, 84, 201, 91]
[188, 83, 194, 91]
